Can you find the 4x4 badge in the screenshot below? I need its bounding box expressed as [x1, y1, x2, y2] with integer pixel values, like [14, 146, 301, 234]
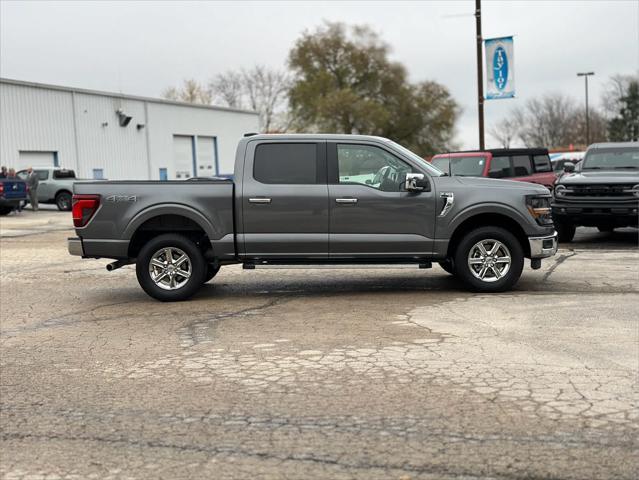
[105, 195, 137, 203]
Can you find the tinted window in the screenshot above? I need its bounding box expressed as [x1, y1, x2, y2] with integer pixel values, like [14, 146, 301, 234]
[53, 170, 76, 179]
[35, 170, 49, 180]
[337, 144, 413, 192]
[254, 143, 318, 184]
[449, 156, 487, 176]
[533, 155, 552, 173]
[431, 158, 450, 175]
[512, 155, 532, 176]
[488, 156, 510, 178]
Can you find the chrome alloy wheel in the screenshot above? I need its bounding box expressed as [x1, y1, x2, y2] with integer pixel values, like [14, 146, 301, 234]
[467, 239, 511, 283]
[148, 247, 192, 290]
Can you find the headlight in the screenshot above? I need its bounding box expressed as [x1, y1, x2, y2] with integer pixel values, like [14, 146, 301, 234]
[554, 184, 566, 197]
[526, 195, 553, 225]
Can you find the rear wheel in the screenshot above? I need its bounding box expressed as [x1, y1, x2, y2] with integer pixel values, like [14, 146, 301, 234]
[555, 220, 576, 242]
[55, 191, 72, 211]
[136, 234, 206, 301]
[204, 264, 220, 283]
[0, 206, 13, 216]
[454, 226, 524, 293]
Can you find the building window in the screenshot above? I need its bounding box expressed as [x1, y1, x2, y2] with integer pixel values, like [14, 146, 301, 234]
[159, 168, 168, 181]
[92, 168, 104, 179]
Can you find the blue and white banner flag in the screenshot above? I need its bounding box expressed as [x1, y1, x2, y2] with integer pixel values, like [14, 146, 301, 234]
[485, 36, 515, 100]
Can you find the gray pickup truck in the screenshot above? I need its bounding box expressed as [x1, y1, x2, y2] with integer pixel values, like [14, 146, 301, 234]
[68, 134, 558, 301]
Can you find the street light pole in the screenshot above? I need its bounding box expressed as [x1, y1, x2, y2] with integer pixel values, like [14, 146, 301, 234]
[577, 72, 594, 145]
[475, 0, 485, 150]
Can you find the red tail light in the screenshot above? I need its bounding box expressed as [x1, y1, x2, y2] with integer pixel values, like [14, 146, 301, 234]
[72, 194, 100, 228]
[0, 183, 4, 195]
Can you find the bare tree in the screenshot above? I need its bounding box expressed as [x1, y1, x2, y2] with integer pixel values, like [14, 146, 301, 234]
[161, 79, 212, 105]
[210, 71, 244, 109]
[488, 117, 518, 148]
[601, 74, 637, 118]
[209, 66, 291, 132]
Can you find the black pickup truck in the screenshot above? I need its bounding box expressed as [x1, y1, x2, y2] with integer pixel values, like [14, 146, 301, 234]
[552, 142, 639, 242]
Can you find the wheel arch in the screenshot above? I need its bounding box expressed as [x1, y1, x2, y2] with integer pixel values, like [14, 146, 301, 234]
[447, 211, 531, 259]
[125, 205, 216, 258]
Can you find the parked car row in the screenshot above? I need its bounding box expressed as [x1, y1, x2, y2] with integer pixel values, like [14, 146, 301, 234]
[428, 142, 638, 242]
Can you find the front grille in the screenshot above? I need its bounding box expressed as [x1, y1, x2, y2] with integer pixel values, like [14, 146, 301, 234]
[565, 184, 636, 198]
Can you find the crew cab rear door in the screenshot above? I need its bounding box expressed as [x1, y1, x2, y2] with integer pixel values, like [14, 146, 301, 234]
[241, 140, 329, 259]
[327, 141, 436, 258]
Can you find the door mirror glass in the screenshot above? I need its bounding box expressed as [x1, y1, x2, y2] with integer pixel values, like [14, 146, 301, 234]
[563, 162, 575, 173]
[405, 173, 427, 192]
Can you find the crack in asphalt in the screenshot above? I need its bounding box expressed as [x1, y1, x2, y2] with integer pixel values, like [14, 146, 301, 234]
[542, 251, 578, 283]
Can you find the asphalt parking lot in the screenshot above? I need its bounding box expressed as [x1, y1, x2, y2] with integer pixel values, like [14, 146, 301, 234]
[1, 210, 638, 479]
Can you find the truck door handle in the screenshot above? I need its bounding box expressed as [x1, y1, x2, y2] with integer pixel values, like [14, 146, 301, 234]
[335, 198, 358, 204]
[249, 197, 272, 204]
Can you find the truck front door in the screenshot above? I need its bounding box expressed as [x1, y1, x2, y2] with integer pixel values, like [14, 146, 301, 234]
[241, 141, 328, 259]
[327, 142, 437, 258]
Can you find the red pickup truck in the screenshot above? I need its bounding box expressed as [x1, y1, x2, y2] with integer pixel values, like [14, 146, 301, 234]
[429, 148, 556, 190]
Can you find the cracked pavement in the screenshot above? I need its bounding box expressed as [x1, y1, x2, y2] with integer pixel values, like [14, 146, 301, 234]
[1, 215, 638, 479]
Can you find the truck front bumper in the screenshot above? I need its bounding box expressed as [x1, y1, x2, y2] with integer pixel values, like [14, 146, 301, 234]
[528, 231, 558, 259]
[68, 237, 84, 256]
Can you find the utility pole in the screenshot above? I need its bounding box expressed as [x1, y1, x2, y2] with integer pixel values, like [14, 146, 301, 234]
[577, 72, 594, 145]
[475, 0, 485, 150]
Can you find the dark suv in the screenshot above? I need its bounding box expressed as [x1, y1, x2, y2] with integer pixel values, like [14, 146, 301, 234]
[429, 148, 556, 190]
[551, 142, 639, 242]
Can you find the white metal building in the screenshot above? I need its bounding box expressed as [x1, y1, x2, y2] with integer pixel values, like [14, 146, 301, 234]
[0, 78, 259, 180]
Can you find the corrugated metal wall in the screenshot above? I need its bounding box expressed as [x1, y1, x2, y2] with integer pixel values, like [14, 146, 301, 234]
[0, 83, 78, 170]
[0, 80, 259, 180]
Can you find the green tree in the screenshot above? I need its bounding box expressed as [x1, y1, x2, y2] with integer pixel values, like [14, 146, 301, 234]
[607, 79, 639, 142]
[288, 22, 458, 156]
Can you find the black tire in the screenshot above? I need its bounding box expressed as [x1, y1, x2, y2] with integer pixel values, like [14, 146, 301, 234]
[204, 264, 220, 283]
[55, 191, 72, 211]
[438, 259, 455, 275]
[0, 206, 13, 216]
[555, 220, 576, 242]
[136, 233, 206, 301]
[597, 226, 614, 233]
[453, 226, 524, 293]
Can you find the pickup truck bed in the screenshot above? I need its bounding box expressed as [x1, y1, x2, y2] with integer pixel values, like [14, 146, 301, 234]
[69, 134, 558, 301]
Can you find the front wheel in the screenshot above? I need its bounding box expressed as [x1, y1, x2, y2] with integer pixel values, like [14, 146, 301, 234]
[454, 226, 524, 293]
[55, 191, 72, 211]
[555, 220, 576, 242]
[438, 259, 455, 275]
[136, 234, 206, 301]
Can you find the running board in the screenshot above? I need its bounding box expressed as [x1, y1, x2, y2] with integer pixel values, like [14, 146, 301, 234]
[243, 262, 432, 270]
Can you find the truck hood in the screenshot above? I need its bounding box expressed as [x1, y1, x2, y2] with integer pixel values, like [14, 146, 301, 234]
[438, 175, 549, 194]
[557, 170, 639, 186]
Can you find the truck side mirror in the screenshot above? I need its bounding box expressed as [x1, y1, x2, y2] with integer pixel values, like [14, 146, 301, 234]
[405, 173, 428, 192]
[563, 162, 575, 173]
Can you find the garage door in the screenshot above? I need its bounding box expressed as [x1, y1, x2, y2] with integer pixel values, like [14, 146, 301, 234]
[172, 136, 194, 179]
[19, 151, 58, 168]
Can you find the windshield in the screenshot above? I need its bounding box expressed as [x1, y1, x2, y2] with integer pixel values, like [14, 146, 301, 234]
[386, 140, 444, 176]
[582, 147, 639, 170]
[449, 156, 486, 176]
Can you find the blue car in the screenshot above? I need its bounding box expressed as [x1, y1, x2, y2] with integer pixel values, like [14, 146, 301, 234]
[0, 178, 28, 215]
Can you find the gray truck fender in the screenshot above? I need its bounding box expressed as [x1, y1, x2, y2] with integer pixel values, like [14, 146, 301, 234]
[123, 203, 218, 241]
[446, 202, 535, 236]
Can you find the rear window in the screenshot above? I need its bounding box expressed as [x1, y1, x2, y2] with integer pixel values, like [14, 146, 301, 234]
[512, 155, 532, 176]
[533, 154, 552, 173]
[254, 143, 318, 184]
[53, 169, 76, 179]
